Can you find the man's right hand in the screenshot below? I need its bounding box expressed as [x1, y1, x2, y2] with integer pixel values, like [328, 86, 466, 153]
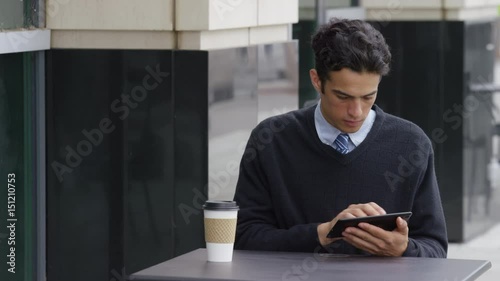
[317, 202, 386, 247]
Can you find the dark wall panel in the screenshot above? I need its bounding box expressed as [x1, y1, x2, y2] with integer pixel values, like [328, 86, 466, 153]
[372, 20, 500, 242]
[46, 42, 299, 281]
[172, 50, 208, 257]
[121, 51, 174, 273]
[373, 21, 465, 242]
[46, 50, 174, 281]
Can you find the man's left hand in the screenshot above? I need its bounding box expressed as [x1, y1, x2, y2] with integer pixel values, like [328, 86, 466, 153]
[342, 217, 409, 256]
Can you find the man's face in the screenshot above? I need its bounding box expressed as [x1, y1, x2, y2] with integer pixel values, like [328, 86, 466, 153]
[310, 68, 380, 133]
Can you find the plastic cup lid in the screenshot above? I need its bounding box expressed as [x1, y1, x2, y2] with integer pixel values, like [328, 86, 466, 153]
[203, 200, 239, 210]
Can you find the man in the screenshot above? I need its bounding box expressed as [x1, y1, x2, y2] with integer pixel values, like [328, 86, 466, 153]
[233, 18, 448, 258]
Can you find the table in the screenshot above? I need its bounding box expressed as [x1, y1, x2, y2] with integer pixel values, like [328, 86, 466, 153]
[131, 248, 491, 281]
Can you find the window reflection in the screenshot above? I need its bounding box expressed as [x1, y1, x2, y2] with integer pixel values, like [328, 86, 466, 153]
[208, 42, 299, 200]
[0, 0, 38, 29]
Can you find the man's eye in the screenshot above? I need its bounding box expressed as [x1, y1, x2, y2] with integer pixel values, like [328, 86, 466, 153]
[364, 96, 374, 100]
[337, 95, 348, 100]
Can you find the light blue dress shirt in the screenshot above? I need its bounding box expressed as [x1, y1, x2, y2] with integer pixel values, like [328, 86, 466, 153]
[314, 100, 376, 152]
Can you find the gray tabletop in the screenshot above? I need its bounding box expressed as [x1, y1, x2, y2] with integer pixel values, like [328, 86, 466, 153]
[131, 248, 491, 281]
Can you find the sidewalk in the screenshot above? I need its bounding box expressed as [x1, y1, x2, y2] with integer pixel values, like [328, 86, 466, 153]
[448, 224, 500, 280]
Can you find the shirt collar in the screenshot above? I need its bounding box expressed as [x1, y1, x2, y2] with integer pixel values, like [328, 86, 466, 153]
[314, 100, 376, 147]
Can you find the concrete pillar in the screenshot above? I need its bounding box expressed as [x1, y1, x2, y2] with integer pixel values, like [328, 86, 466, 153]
[46, 0, 299, 50]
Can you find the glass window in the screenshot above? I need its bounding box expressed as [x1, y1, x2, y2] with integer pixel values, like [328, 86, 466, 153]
[0, 52, 36, 281]
[0, 0, 38, 29]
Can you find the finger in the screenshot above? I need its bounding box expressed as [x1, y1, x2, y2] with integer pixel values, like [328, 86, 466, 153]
[351, 203, 383, 217]
[344, 226, 382, 246]
[339, 208, 366, 219]
[367, 202, 386, 215]
[342, 229, 380, 254]
[357, 222, 389, 239]
[347, 208, 370, 217]
[340, 202, 386, 219]
[396, 217, 409, 235]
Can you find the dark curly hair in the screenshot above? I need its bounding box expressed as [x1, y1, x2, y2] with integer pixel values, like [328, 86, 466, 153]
[312, 18, 391, 92]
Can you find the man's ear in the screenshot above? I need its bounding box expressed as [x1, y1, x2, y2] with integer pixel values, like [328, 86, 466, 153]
[309, 69, 322, 94]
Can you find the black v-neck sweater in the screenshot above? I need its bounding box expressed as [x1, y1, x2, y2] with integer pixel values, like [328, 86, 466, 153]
[234, 104, 447, 257]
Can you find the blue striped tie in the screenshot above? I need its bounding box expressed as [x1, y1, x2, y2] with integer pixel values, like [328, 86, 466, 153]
[334, 133, 350, 154]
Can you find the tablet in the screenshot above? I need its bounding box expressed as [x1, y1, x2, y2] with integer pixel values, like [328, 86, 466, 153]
[326, 211, 412, 238]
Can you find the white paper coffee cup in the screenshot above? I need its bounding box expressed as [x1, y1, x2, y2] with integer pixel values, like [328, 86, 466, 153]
[203, 201, 239, 262]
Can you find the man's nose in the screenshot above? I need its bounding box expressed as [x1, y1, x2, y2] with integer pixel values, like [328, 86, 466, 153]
[348, 99, 362, 118]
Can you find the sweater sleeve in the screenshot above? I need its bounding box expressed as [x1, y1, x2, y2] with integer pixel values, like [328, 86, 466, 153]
[233, 129, 322, 252]
[403, 148, 448, 258]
